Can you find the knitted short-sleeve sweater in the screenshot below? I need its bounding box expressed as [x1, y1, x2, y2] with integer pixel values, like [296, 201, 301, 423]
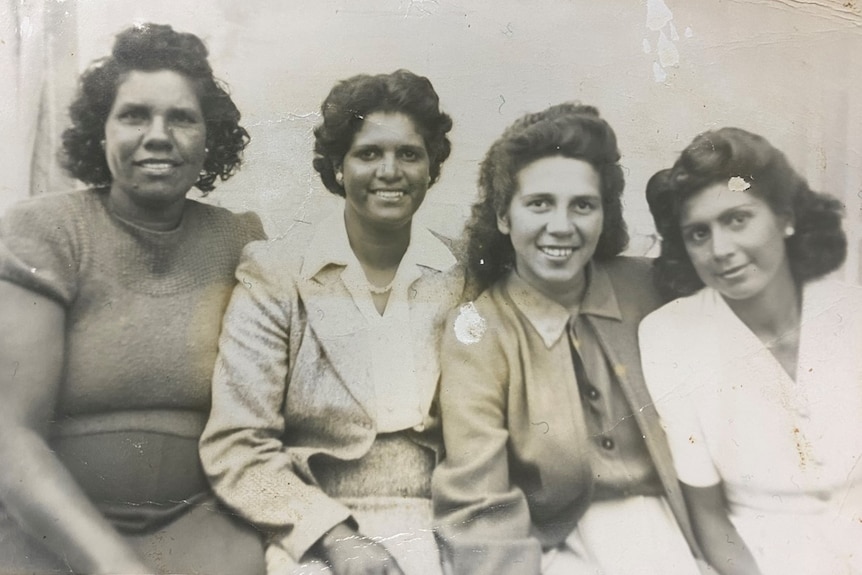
[0, 188, 265, 517]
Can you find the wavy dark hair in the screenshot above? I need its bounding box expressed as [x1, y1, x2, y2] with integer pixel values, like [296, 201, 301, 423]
[61, 23, 249, 193]
[647, 127, 846, 298]
[464, 103, 629, 294]
[312, 69, 453, 196]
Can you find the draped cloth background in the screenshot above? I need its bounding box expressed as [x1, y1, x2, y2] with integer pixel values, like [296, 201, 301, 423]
[0, 0, 76, 213]
[1, 0, 860, 283]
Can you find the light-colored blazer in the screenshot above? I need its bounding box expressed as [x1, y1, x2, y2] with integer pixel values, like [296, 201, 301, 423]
[432, 257, 700, 575]
[199, 218, 464, 561]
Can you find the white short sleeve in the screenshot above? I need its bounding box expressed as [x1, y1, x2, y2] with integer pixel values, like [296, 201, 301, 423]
[639, 305, 721, 488]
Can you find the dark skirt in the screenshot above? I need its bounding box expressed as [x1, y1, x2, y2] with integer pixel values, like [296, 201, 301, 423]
[0, 410, 266, 574]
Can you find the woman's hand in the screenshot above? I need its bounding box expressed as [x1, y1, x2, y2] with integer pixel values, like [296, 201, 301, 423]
[315, 522, 405, 575]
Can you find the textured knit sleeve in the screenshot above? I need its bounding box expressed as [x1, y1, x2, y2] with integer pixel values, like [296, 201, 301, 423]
[638, 304, 721, 488]
[432, 303, 543, 575]
[234, 210, 267, 244]
[0, 194, 81, 306]
[199, 242, 352, 561]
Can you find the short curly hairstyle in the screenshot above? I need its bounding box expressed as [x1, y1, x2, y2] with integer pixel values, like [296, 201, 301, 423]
[61, 23, 249, 193]
[464, 103, 629, 294]
[312, 69, 453, 196]
[647, 127, 846, 298]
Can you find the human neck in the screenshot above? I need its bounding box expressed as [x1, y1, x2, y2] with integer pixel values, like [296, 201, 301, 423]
[518, 268, 588, 312]
[108, 187, 185, 231]
[343, 210, 411, 271]
[724, 265, 801, 341]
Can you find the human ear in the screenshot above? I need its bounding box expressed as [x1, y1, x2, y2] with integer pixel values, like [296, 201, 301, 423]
[781, 212, 796, 237]
[497, 213, 510, 235]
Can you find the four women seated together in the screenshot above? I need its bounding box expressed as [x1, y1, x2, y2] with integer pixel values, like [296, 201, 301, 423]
[0, 22, 859, 575]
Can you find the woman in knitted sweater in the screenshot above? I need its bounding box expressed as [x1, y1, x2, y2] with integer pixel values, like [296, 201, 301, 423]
[0, 23, 266, 574]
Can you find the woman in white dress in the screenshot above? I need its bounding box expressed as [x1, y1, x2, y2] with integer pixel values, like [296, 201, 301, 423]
[639, 128, 862, 575]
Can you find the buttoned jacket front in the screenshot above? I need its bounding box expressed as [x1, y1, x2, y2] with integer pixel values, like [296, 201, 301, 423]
[200, 214, 464, 561]
[432, 257, 699, 575]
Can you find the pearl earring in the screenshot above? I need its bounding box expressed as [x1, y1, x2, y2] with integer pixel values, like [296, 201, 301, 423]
[785, 225, 795, 237]
[335, 172, 343, 185]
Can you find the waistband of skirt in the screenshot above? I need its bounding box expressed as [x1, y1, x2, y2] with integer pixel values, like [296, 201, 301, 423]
[50, 408, 207, 439]
[311, 432, 435, 499]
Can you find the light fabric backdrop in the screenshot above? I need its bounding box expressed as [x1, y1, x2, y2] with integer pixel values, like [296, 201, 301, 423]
[1, 0, 860, 282]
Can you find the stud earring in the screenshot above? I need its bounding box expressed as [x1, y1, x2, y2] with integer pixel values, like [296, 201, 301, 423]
[204, 147, 210, 154]
[335, 171, 343, 186]
[785, 225, 795, 237]
[99, 139, 106, 149]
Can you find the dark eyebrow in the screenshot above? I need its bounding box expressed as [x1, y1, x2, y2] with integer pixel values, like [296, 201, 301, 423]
[168, 106, 203, 118]
[680, 203, 756, 230]
[519, 192, 554, 200]
[115, 102, 147, 111]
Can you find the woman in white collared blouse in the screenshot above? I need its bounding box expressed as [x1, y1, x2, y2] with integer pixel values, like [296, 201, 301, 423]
[199, 70, 463, 575]
[639, 128, 862, 575]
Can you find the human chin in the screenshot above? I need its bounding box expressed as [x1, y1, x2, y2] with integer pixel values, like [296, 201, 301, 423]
[518, 250, 587, 293]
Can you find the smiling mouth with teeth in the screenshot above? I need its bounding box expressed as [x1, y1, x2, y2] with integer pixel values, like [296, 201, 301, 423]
[373, 190, 405, 199]
[539, 247, 575, 257]
[137, 160, 179, 168]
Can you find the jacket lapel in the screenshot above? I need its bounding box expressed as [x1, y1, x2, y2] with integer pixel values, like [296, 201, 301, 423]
[297, 267, 376, 421]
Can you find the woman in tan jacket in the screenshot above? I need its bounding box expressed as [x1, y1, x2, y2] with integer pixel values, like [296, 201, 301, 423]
[432, 103, 702, 575]
[200, 70, 463, 575]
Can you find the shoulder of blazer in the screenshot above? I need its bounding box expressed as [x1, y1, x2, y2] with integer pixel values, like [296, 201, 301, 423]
[236, 223, 316, 292]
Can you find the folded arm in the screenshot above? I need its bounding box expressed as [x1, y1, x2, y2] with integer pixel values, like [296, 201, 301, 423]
[199, 247, 354, 561]
[432, 307, 542, 575]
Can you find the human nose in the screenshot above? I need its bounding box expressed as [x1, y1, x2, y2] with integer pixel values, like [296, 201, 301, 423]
[376, 153, 401, 180]
[546, 206, 574, 235]
[710, 226, 735, 260]
[143, 116, 172, 150]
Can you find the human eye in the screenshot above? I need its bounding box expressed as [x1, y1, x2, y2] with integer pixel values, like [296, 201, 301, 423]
[169, 109, 201, 125]
[572, 198, 599, 215]
[117, 106, 148, 123]
[353, 147, 379, 161]
[525, 197, 552, 211]
[726, 210, 751, 229]
[399, 148, 420, 162]
[683, 226, 710, 245]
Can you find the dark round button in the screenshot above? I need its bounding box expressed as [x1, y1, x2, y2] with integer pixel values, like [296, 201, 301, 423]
[600, 437, 615, 450]
[586, 386, 600, 400]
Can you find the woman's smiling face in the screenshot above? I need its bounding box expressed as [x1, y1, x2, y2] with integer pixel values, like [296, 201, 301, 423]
[340, 111, 431, 231]
[499, 156, 604, 305]
[105, 69, 207, 222]
[680, 181, 793, 302]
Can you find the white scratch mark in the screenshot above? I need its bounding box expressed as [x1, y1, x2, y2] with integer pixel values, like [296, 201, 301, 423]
[646, 0, 674, 31]
[653, 62, 667, 83]
[728, 176, 751, 192]
[657, 30, 680, 67]
[454, 302, 486, 345]
[684, 26, 694, 38]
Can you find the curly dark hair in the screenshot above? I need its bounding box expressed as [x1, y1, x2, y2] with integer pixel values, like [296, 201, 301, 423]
[464, 102, 629, 294]
[647, 127, 847, 298]
[60, 23, 249, 193]
[312, 69, 453, 196]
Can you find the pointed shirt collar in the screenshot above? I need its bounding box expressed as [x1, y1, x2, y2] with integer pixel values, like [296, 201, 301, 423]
[504, 261, 622, 348]
[300, 211, 457, 281]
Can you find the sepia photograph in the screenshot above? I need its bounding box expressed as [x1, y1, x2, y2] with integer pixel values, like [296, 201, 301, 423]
[1, 1, 860, 573]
